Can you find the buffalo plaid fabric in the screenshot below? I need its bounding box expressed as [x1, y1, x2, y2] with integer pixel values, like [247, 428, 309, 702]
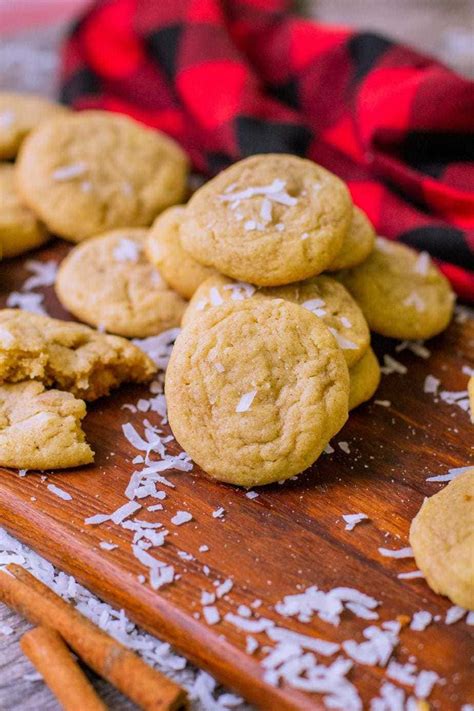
[61, 0, 474, 300]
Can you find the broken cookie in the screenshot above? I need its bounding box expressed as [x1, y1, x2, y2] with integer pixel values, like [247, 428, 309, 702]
[0, 309, 156, 400]
[0, 381, 93, 469]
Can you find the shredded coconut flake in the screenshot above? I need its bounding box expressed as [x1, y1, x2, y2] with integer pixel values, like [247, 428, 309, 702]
[378, 546, 413, 559]
[342, 513, 367, 531]
[110, 501, 142, 525]
[224, 613, 274, 633]
[52, 162, 88, 181]
[223, 282, 256, 300]
[439, 389, 471, 413]
[203, 606, 220, 625]
[445, 605, 466, 624]
[414, 251, 431, 275]
[246, 636, 259, 654]
[209, 287, 224, 306]
[132, 329, 180, 369]
[113, 237, 141, 262]
[328, 328, 358, 350]
[47, 484, 72, 501]
[424, 374, 440, 394]
[426, 466, 471, 482]
[381, 355, 408, 375]
[302, 298, 327, 317]
[397, 570, 424, 580]
[84, 513, 110, 526]
[396, 340, 431, 359]
[171, 511, 193, 526]
[342, 621, 400, 667]
[6, 291, 46, 315]
[23, 259, 58, 290]
[267, 626, 340, 657]
[216, 579, 233, 598]
[410, 610, 433, 631]
[236, 390, 257, 413]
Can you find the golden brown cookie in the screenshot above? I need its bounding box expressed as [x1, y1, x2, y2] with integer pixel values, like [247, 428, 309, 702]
[182, 274, 370, 367]
[180, 154, 352, 286]
[336, 238, 455, 339]
[16, 110, 189, 242]
[0, 92, 69, 160]
[326, 206, 375, 271]
[55, 228, 187, 338]
[166, 299, 349, 487]
[348, 347, 381, 410]
[410, 470, 474, 609]
[0, 309, 156, 400]
[0, 381, 93, 469]
[0, 163, 49, 257]
[146, 206, 217, 300]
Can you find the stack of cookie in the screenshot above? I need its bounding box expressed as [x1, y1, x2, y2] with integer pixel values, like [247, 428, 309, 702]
[146, 154, 455, 486]
[0, 94, 455, 485]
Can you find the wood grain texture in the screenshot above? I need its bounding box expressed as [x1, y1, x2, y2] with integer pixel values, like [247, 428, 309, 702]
[0, 241, 473, 711]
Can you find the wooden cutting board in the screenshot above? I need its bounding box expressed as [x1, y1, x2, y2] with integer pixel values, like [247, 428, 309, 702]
[0, 241, 473, 711]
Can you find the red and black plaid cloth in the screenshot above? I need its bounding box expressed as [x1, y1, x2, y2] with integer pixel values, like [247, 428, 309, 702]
[61, 0, 474, 301]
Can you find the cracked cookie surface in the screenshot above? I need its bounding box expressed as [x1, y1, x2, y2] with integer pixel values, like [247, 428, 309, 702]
[166, 299, 349, 487]
[0, 381, 93, 469]
[327, 206, 375, 271]
[16, 110, 189, 242]
[147, 206, 217, 300]
[183, 274, 370, 367]
[410, 469, 474, 609]
[336, 238, 455, 339]
[180, 154, 352, 286]
[0, 163, 49, 257]
[0, 92, 69, 160]
[0, 309, 156, 400]
[56, 228, 187, 337]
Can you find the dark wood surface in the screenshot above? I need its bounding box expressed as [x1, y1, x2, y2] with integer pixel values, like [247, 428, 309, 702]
[0, 241, 473, 711]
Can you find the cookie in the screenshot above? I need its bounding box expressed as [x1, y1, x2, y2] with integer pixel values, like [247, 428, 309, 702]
[166, 299, 349, 487]
[336, 238, 455, 339]
[326, 206, 375, 271]
[183, 274, 370, 367]
[0, 92, 69, 160]
[0, 163, 49, 257]
[55, 229, 187, 338]
[410, 469, 474, 609]
[0, 381, 93, 469]
[16, 110, 189, 242]
[348, 347, 381, 410]
[0, 309, 156, 400]
[146, 206, 217, 300]
[180, 154, 352, 286]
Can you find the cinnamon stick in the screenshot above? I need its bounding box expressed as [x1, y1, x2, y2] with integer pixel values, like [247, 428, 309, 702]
[2, 566, 187, 711]
[21, 626, 107, 711]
